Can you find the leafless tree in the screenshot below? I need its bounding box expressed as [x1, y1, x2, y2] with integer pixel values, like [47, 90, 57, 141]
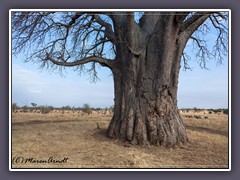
[11, 10, 228, 147]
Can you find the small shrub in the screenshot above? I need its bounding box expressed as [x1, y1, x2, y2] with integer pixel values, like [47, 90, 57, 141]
[223, 109, 228, 115]
[40, 106, 52, 114]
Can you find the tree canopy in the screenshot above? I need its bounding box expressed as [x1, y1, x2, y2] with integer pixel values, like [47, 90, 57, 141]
[12, 11, 228, 79]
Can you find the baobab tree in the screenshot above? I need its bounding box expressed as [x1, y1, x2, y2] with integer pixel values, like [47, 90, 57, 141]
[11, 10, 228, 147]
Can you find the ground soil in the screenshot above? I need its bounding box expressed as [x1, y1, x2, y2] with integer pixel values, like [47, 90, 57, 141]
[11, 111, 229, 169]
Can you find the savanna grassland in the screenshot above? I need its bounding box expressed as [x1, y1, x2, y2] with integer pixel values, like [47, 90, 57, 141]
[11, 110, 229, 169]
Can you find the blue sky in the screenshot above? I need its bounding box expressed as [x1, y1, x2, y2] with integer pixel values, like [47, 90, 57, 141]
[11, 13, 229, 109]
[12, 59, 114, 108]
[11, 53, 228, 109]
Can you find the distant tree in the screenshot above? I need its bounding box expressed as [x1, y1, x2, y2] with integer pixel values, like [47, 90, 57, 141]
[210, 109, 222, 114]
[12, 11, 228, 147]
[31, 103, 37, 107]
[82, 103, 92, 115]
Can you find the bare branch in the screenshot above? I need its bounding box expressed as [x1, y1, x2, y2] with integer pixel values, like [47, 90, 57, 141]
[209, 14, 228, 64]
[181, 52, 192, 71]
[179, 11, 228, 69]
[190, 36, 210, 69]
[12, 11, 229, 79]
[86, 62, 100, 83]
[12, 11, 116, 76]
[46, 53, 114, 70]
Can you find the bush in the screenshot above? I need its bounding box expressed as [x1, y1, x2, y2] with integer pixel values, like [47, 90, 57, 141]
[63, 105, 71, 110]
[223, 109, 228, 115]
[40, 106, 53, 114]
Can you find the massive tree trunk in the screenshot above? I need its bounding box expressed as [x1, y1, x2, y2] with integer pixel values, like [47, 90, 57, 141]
[107, 14, 189, 147]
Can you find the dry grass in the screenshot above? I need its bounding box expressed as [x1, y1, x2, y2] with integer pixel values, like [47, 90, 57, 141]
[11, 111, 229, 169]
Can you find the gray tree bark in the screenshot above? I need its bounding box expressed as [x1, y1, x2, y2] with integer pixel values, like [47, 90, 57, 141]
[107, 14, 190, 147]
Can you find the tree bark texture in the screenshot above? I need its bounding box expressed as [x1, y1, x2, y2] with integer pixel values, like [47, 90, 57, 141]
[107, 14, 189, 147]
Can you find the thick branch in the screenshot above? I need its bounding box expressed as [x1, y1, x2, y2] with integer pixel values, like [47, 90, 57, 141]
[214, 12, 227, 19]
[178, 13, 211, 47]
[46, 54, 114, 70]
[174, 12, 190, 24]
[93, 14, 116, 43]
[181, 12, 211, 32]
